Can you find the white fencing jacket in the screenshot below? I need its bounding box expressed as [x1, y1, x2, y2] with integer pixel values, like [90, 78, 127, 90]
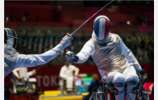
[75, 33, 142, 78]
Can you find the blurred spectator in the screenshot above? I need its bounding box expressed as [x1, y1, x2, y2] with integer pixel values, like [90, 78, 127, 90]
[59, 61, 79, 95]
[12, 67, 36, 81]
[11, 67, 37, 94]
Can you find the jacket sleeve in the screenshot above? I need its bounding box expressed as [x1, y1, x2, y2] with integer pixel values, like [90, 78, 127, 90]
[119, 36, 142, 72]
[76, 39, 95, 64]
[14, 43, 65, 68]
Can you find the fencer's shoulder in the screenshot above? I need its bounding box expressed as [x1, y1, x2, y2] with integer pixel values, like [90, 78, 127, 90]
[87, 38, 94, 42]
[109, 33, 120, 38]
[109, 33, 121, 42]
[85, 38, 95, 45]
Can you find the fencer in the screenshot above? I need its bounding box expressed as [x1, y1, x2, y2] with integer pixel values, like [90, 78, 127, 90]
[66, 15, 142, 100]
[4, 28, 73, 76]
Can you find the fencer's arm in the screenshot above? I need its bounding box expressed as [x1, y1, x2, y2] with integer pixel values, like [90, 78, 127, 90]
[14, 34, 72, 68]
[119, 38, 142, 72]
[15, 44, 64, 67]
[76, 39, 95, 63]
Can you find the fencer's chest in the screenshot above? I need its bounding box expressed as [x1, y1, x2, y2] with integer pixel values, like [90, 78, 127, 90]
[93, 42, 121, 60]
[92, 42, 126, 69]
